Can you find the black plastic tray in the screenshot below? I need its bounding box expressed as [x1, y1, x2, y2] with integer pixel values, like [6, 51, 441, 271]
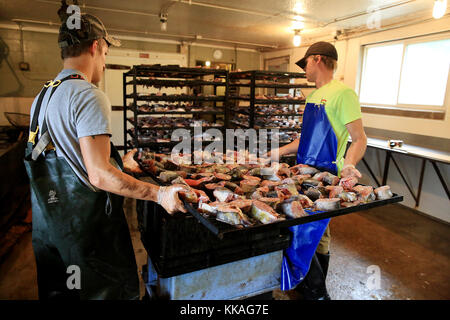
[185, 194, 403, 239]
[231, 108, 303, 118]
[136, 199, 291, 278]
[124, 65, 228, 79]
[228, 97, 306, 105]
[228, 120, 302, 131]
[135, 163, 403, 240]
[229, 70, 307, 80]
[126, 94, 226, 102]
[230, 82, 314, 89]
[127, 79, 227, 87]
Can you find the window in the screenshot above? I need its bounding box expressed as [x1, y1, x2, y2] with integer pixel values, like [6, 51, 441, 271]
[359, 35, 450, 110]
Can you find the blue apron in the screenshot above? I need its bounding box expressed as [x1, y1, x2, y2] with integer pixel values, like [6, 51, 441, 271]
[280, 101, 338, 290]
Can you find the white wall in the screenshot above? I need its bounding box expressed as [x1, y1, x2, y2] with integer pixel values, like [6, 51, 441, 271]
[343, 17, 450, 139]
[261, 17, 450, 223]
[263, 16, 450, 139]
[340, 18, 450, 223]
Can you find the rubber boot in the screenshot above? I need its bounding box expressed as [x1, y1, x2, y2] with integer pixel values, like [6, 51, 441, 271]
[294, 254, 331, 300]
[316, 252, 330, 280]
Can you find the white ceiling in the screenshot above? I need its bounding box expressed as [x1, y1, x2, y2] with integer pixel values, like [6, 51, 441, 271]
[0, 0, 447, 50]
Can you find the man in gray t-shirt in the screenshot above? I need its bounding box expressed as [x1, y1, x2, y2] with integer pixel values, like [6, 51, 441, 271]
[26, 9, 188, 300]
[30, 68, 112, 189]
[29, 18, 187, 209]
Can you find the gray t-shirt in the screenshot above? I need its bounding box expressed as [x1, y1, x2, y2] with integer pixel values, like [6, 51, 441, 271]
[29, 69, 112, 190]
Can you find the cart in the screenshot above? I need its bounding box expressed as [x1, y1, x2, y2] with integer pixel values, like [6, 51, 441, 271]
[136, 176, 403, 300]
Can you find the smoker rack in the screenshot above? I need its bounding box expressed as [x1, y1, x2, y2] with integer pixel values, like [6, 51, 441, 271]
[123, 65, 229, 153]
[228, 70, 314, 146]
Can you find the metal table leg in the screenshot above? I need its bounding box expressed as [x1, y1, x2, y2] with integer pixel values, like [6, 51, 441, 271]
[430, 161, 450, 200]
[361, 157, 381, 187]
[390, 153, 418, 204]
[415, 159, 426, 208]
[382, 151, 391, 186]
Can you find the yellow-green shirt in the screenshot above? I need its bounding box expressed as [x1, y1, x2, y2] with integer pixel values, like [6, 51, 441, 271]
[305, 80, 362, 174]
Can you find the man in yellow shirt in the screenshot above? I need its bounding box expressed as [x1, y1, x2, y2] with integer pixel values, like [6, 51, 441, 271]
[272, 42, 367, 299]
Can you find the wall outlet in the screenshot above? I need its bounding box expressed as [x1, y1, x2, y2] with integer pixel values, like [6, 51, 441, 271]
[19, 62, 30, 71]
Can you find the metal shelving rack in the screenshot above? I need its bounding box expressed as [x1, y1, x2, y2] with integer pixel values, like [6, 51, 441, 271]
[123, 65, 229, 153]
[227, 70, 315, 147]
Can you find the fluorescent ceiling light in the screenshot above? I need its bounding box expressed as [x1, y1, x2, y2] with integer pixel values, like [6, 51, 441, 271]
[292, 17, 304, 30]
[433, 0, 447, 19]
[293, 2, 303, 14]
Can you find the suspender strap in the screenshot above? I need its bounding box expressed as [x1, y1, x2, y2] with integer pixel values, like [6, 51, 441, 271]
[39, 82, 67, 135]
[31, 131, 53, 161]
[28, 82, 52, 146]
[28, 74, 84, 160]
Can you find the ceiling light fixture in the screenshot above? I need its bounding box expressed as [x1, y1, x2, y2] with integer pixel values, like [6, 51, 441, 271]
[292, 17, 304, 30]
[293, 2, 303, 14]
[293, 30, 301, 47]
[432, 0, 447, 19]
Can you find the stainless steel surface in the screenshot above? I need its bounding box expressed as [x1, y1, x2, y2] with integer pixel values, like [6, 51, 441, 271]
[147, 250, 283, 300]
[366, 137, 450, 164]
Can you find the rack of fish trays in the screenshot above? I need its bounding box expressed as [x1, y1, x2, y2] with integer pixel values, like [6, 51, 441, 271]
[126, 149, 403, 240]
[123, 64, 229, 154]
[227, 70, 315, 165]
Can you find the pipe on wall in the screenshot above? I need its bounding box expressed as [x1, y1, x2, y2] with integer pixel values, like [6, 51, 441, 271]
[8, 18, 276, 50]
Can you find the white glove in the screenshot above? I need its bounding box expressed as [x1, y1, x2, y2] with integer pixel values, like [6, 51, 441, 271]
[339, 164, 361, 191]
[340, 164, 362, 179]
[157, 184, 189, 214]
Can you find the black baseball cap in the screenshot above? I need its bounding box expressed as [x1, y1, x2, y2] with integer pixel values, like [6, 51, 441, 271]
[58, 13, 121, 48]
[295, 41, 338, 70]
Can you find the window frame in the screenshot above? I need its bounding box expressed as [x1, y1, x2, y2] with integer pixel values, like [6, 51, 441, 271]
[358, 32, 450, 112]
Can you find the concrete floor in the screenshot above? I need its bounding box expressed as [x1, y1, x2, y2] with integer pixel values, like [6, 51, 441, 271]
[0, 200, 449, 300]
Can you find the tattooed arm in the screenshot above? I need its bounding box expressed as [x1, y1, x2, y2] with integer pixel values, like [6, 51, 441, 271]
[79, 135, 187, 213]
